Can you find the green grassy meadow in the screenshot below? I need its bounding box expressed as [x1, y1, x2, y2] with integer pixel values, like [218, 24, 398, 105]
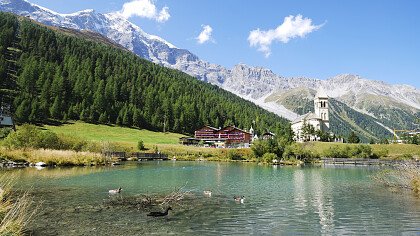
[43, 121, 183, 148]
[42, 122, 251, 159]
[37, 122, 420, 160]
[299, 141, 420, 159]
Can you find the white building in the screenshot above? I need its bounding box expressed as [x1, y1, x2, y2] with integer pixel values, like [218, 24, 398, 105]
[291, 90, 330, 142]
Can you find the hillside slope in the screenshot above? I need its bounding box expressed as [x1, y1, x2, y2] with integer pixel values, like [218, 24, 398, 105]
[0, 12, 291, 138]
[266, 87, 393, 141]
[1, 0, 418, 136]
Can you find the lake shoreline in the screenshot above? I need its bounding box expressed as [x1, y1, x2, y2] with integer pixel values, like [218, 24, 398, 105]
[1, 147, 419, 169]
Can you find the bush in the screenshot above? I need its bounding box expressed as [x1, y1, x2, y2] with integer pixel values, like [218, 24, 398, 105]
[3, 124, 41, 149]
[137, 140, 145, 151]
[226, 149, 243, 160]
[282, 145, 294, 160]
[283, 143, 319, 162]
[251, 140, 266, 158]
[38, 131, 61, 150]
[372, 148, 389, 159]
[347, 132, 360, 143]
[0, 128, 13, 139]
[3, 124, 96, 152]
[262, 153, 277, 163]
[351, 144, 372, 158]
[323, 146, 348, 158]
[251, 139, 286, 158]
[323, 144, 373, 159]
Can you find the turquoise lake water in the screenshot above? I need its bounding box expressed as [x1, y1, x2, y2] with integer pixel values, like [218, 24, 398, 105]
[7, 161, 420, 235]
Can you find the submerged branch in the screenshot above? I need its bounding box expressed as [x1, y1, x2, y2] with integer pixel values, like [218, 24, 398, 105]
[104, 183, 194, 210]
[158, 183, 193, 207]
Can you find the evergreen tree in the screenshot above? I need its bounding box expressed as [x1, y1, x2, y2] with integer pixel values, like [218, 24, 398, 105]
[15, 98, 30, 123]
[50, 96, 62, 119]
[98, 112, 108, 124]
[133, 108, 142, 128]
[348, 131, 360, 144]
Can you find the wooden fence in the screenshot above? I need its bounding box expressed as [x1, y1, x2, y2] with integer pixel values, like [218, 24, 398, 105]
[131, 152, 168, 161]
[103, 152, 168, 161]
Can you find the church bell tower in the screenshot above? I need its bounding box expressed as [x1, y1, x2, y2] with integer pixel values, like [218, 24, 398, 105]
[314, 89, 329, 131]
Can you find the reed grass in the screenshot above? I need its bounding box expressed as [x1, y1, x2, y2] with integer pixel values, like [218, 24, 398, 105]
[0, 147, 106, 166]
[0, 174, 37, 235]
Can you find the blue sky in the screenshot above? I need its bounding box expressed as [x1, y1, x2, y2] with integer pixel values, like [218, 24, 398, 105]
[30, 0, 420, 88]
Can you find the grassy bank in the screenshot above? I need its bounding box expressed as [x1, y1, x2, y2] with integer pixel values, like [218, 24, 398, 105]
[0, 147, 106, 166]
[297, 142, 420, 159]
[43, 122, 420, 160]
[1, 122, 254, 165]
[2, 122, 419, 166]
[155, 144, 255, 161]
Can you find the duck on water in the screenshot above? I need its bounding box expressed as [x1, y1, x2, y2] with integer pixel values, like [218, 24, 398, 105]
[147, 207, 172, 217]
[234, 196, 245, 203]
[109, 187, 122, 194]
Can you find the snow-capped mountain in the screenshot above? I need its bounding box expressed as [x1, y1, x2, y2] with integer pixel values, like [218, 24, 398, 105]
[1, 0, 419, 131]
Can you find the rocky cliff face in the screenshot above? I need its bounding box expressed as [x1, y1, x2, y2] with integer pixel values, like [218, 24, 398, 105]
[2, 0, 419, 135]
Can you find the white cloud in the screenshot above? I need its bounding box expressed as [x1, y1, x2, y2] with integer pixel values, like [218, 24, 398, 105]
[248, 15, 323, 57]
[157, 6, 170, 22]
[120, 0, 170, 23]
[196, 25, 214, 44]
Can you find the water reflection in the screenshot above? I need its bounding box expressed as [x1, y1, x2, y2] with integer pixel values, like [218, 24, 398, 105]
[311, 170, 335, 235]
[6, 162, 420, 235]
[293, 169, 307, 214]
[292, 168, 336, 234]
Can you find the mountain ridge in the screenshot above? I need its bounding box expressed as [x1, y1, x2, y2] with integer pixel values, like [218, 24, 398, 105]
[0, 12, 289, 136]
[1, 0, 419, 138]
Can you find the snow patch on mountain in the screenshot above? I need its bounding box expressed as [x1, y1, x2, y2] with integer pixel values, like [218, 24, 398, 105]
[222, 86, 299, 121]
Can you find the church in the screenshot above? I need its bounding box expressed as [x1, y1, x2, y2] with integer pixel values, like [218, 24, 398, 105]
[291, 90, 330, 142]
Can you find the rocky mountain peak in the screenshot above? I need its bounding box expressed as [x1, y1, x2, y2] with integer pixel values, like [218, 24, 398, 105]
[1, 0, 419, 129]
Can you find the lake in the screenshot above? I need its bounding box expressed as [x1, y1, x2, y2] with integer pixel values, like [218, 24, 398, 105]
[7, 161, 420, 235]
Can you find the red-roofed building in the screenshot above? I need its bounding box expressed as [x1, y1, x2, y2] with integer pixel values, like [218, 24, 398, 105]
[192, 125, 252, 147]
[194, 125, 220, 140]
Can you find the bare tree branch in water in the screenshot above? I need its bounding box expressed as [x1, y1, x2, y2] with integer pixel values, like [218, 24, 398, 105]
[158, 183, 193, 207]
[104, 182, 194, 210]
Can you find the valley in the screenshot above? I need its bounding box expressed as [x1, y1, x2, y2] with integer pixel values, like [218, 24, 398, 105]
[1, 0, 419, 141]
